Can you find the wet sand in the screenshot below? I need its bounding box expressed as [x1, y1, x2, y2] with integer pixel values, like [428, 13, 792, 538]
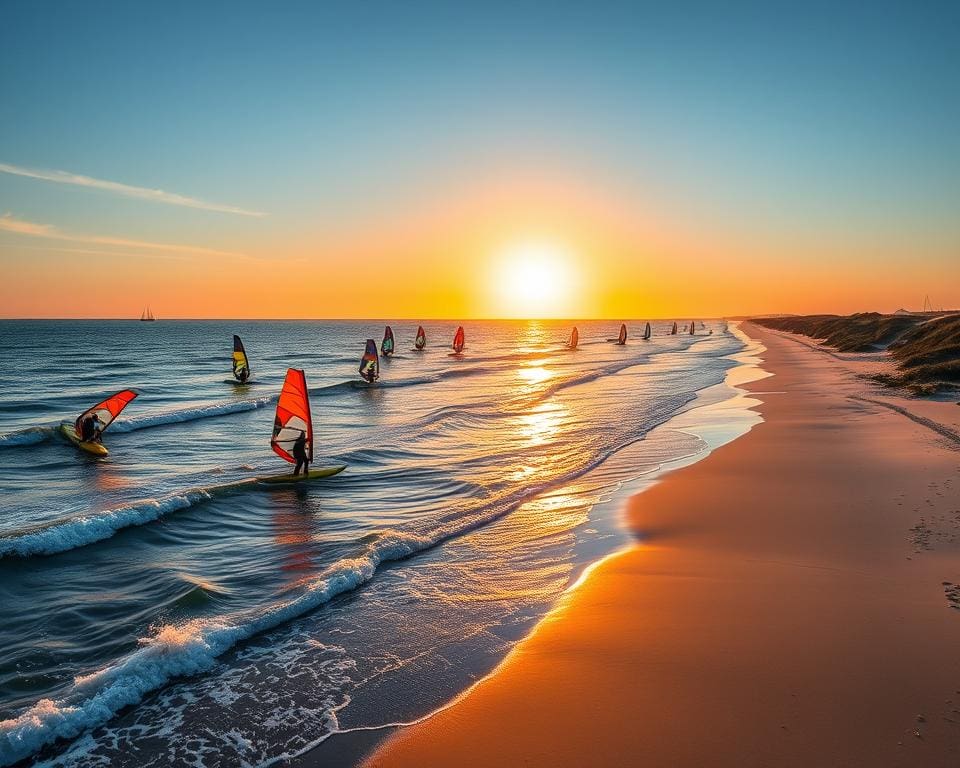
[363, 323, 960, 768]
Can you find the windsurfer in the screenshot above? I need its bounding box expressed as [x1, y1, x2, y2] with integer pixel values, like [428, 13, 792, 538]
[293, 430, 310, 476]
[80, 413, 103, 443]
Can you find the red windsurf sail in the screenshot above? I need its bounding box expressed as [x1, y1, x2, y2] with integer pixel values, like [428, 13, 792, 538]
[569, 327, 579, 349]
[74, 390, 138, 435]
[452, 325, 465, 353]
[415, 325, 426, 350]
[271, 368, 313, 464]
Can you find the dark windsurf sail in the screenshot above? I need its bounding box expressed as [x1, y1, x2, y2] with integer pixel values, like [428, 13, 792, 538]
[671, 322, 678, 335]
[271, 368, 313, 464]
[415, 325, 426, 350]
[689, 320, 695, 335]
[75, 390, 138, 435]
[569, 326, 579, 349]
[381, 326, 395, 356]
[360, 339, 380, 381]
[643, 322, 651, 340]
[232, 335, 251, 381]
[452, 325, 465, 354]
[617, 323, 627, 345]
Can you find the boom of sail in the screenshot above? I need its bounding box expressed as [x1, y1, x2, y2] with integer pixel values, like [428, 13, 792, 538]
[453, 325, 465, 353]
[75, 390, 138, 435]
[232, 335, 251, 381]
[414, 325, 426, 350]
[271, 368, 313, 464]
[360, 339, 380, 381]
[381, 326, 395, 356]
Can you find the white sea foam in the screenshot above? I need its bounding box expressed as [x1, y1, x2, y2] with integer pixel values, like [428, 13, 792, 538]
[0, 425, 57, 447]
[0, 492, 213, 559]
[111, 398, 272, 432]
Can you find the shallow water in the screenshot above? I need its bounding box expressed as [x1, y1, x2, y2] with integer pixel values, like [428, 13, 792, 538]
[0, 319, 748, 766]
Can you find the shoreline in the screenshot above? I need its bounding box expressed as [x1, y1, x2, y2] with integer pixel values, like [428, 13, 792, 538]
[361, 322, 960, 767]
[288, 325, 769, 767]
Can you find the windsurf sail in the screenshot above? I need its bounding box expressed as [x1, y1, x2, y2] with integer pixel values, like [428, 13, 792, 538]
[453, 325, 465, 353]
[74, 390, 138, 435]
[671, 322, 678, 335]
[271, 368, 313, 464]
[360, 339, 380, 381]
[569, 326, 579, 349]
[381, 325, 395, 356]
[689, 320, 695, 335]
[643, 322, 651, 340]
[232, 334, 251, 381]
[617, 323, 627, 345]
[415, 325, 426, 350]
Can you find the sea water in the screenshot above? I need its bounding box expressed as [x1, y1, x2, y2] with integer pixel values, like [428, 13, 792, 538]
[0, 319, 757, 766]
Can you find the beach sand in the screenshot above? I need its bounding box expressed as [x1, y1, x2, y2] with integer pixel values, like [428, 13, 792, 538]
[362, 322, 960, 768]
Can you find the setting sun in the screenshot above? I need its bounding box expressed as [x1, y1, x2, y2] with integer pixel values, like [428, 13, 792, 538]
[491, 240, 577, 318]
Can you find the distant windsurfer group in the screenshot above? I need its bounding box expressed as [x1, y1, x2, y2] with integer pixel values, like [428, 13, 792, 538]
[65, 319, 706, 475]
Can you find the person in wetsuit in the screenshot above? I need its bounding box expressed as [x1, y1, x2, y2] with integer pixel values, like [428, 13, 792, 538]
[79, 413, 103, 443]
[292, 430, 309, 476]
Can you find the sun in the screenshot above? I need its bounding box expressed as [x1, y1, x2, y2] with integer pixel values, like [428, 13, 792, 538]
[491, 239, 576, 318]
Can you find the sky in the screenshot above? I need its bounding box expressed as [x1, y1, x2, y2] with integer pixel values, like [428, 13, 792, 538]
[1, 0, 958, 319]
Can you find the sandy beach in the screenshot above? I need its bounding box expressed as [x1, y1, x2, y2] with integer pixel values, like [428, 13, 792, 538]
[365, 322, 960, 768]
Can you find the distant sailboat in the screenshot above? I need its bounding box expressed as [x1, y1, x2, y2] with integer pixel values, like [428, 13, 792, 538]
[381, 326, 395, 356]
[139, 307, 156, 322]
[671, 321, 678, 335]
[569, 326, 579, 349]
[414, 325, 427, 351]
[643, 322, 651, 340]
[452, 325, 465, 354]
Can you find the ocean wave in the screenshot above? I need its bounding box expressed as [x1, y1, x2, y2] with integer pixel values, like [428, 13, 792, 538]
[111, 398, 272, 432]
[0, 386, 702, 767]
[0, 490, 221, 559]
[0, 425, 57, 448]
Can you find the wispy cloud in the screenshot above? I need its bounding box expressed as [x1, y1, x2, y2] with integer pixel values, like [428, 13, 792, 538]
[0, 212, 244, 259]
[0, 161, 266, 217]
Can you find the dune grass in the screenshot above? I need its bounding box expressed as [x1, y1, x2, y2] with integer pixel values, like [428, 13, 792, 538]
[753, 313, 960, 394]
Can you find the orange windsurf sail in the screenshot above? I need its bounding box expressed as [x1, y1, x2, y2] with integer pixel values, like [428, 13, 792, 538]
[75, 390, 138, 435]
[271, 368, 313, 464]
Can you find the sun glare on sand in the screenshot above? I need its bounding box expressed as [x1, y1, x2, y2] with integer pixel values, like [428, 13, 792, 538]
[492, 240, 577, 318]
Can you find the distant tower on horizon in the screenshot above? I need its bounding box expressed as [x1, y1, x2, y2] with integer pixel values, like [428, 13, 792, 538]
[923, 295, 933, 313]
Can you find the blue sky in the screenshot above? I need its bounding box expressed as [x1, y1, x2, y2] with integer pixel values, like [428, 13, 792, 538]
[1, 0, 958, 316]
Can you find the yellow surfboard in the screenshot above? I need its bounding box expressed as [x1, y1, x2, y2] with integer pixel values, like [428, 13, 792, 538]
[60, 423, 110, 456]
[256, 465, 346, 484]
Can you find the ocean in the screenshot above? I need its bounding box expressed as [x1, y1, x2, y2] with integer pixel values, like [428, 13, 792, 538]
[0, 319, 759, 766]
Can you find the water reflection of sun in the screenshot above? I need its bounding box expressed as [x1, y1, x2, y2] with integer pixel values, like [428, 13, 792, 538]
[515, 401, 567, 448]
